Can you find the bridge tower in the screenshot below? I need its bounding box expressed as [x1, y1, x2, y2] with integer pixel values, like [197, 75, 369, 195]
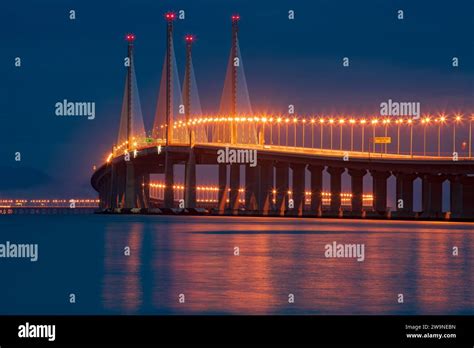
[114, 33, 147, 209]
[102, 33, 149, 210]
[184, 34, 197, 209]
[183, 35, 194, 144]
[124, 33, 136, 209]
[126, 35, 133, 148]
[215, 14, 254, 144]
[165, 12, 176, 145]
[162, 12, 178, 208]
[230, 14, 239, 144]
[152, 12, 182, 141]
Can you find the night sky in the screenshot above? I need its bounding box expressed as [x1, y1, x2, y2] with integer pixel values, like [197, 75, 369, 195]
[1, 0, 473, 198]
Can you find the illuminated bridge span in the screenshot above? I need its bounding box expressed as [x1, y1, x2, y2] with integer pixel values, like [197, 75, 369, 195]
[148, 182, 374, 207]
[0, 199, 100, 209]
[91, 12, 474, 219]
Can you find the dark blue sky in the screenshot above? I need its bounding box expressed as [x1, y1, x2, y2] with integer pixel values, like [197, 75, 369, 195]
[1, 0, 473, 197]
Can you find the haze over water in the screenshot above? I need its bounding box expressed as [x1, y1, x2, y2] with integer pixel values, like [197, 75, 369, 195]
[0, 215, 472, 315]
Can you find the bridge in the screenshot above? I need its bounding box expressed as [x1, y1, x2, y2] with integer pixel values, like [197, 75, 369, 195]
[91, 12, 474, 219]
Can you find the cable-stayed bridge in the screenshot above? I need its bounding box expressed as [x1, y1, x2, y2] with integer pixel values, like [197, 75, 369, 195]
[91, 12, 474, 219]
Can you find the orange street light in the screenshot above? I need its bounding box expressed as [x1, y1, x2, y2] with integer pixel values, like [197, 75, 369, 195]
[338, 119, 345, 150]
[293, 117, 298, 146]
[406, 118, 414, 157]
[329, 118, 335, 149]
[277, 117, 282, 145]
[360, 119, 367, 152]
[453, 114, 463, 153]
[302, 118, 307, 147]
[319, 118, 325, 148]
[470, 114, 474, 158]
[422, 116, 431, 156]
[349, 119, 356, 151]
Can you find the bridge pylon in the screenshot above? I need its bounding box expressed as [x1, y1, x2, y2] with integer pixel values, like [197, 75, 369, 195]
[183, 34, 199, 209]
[214, 14, 255, 144]
[152, 12, 184, 144]
[116, 34, 146, 209]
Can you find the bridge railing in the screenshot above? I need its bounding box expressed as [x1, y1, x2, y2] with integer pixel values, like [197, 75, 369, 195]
[105, 114, 474, 164]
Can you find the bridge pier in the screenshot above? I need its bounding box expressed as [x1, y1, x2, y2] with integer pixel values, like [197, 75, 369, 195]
[184, 149, 197, 209]
[309, 165, 323, 216]
[328, 167, 345, 214]
[164, 151, 174, 208]
[124, 161, 137, 209]
[275, 163, 289, 216]
[450, 175, 474, 218]
[259, 160, 274, 215]
[371, 170, 390, 214]
[421, 174, 445, 218]
[98, 180, 107, 209]
[117, 164, 125, 208]
[291, 163, 306, 216]
[461, 177, 474, 217]
[245, 165, 259, 211]
[136, 172, 145, 208]
[109, 163, 118, 209]
[450, 175, 463, 217]
[104, 179, 110, 210]
[217, 164, 228, 214]
[229, 164, 240, 214]
[348, 169, 366, 215]
[395, 173, 415, 215]
[143, 173, 150, 208]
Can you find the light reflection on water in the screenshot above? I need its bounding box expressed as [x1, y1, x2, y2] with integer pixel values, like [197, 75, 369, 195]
[101, 216, 474, 315]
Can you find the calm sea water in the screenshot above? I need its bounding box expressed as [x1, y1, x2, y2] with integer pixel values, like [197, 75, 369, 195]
[0, 215, 472, 315]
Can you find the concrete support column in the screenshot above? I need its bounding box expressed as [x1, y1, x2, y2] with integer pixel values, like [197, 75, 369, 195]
[136, 172, 145, 208]
[164, 151, 174, 208]
[259, 160, 274, 215]
[395, 173, 415, 213]
[245, 165, 259, 211]
[291, 163, 306, 216]
[217, 164, 228, 214]
[99, 181, 106, 209]
[184, 149, 197, 209]
[309, 165, 324, 216]
[421, 174, 445, 217]
[117, 164, 125, 208]
[370, 170, 390, 213]
[124, 161, 136, 209]
[450, 175, 474, 218]
[103, 181, 109, 209]
[327, 167, 345, 213]
[450, 175, 463, 217]
[461, 176, 474, 217]
[275, 163, 289, 216]
[101, 178, 109, 209]
[109, 163, 118, 209]
[348, 169, 366, 214]
[229, 164, 240, 214]
[143, 173, 150, 208]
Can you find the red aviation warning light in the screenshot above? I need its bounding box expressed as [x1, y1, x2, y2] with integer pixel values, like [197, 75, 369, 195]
[231, 14, 240, 22]
[165, 12, 176, 21]
[125, 33, 135, 42]
[184, 35, 195, 43]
